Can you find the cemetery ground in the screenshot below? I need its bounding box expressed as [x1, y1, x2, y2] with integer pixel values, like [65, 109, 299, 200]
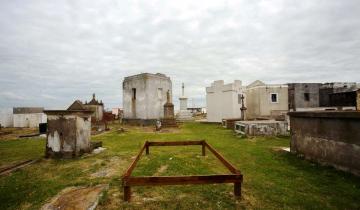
[0, 122, 360, 210]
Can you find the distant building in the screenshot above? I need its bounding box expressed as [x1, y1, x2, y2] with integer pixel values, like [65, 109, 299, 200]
[0, 108, 13, 128]
[206, 80, 243, 122]
[319, 82, 358, 107]
[13, 107, 47, 128]
[111, 108, 123, 119]
[84, 94, 104, 122]
[288, 82, 359, 111]
[122, 73, 172, 125]
[288, 83, 322, 111]
[328, 91, 357, 107]
[244, 80, 288, 120]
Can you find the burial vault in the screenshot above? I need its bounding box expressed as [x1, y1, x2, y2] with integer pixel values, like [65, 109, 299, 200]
[122, 73, 172, 125]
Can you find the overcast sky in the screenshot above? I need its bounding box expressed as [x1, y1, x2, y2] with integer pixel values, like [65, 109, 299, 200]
[0, 0, 359, 109]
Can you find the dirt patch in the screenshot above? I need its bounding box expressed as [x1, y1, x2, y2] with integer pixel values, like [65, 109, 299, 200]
[131, 191, 164, 204]
[91, 156, 126, 178]
[95, 186, 121, 210]
[176, 193, 187, 199]
[239, 190, 258, 208]
[41, 184, 108, 210]
[153, 165, 168, 176]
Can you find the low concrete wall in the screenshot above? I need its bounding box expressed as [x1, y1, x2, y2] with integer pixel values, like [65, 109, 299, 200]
[234, 120, 288, 136]
[289, 111, 360, 176]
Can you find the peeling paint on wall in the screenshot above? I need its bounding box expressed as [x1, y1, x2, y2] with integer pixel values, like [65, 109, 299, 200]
[47, 131, 61, 152]
[44, 110, 92, 158]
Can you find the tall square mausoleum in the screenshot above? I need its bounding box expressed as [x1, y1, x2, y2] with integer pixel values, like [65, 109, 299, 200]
[123, 73, 172, 124]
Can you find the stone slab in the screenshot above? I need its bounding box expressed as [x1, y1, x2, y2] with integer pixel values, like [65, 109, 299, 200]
[41, 184, 108, 210]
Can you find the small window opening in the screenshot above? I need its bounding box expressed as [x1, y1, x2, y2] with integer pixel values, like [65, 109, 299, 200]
[132, 88, 136, 100]
[271, 93, 278, 103]
[304, 93, 310, 101]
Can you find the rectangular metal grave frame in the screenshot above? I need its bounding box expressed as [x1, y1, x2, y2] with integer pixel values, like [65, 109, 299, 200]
[122, 140, 243, 202]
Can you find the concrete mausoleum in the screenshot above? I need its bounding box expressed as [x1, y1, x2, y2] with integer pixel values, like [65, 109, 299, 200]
[288, 83, 322, 111]
[244, 80, 288, 120]
[44, 101, 93, 158]
[84, 93, 104, 122]
[206, 80, 243, 122]
[288, 82, 359, 111]
[122, 73, 172, 125]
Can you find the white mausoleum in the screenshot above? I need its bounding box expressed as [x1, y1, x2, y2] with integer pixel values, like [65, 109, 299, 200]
[13, 107, 47, 128]
[206, 80, 243, 122]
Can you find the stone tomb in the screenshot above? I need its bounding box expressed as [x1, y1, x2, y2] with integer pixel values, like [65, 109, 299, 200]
[222, 118, 242, 129]
[122, 73, 172, 125]
[234, 120, 288, 136]
[44, 109, 93, 158]
[289, 111, 360, 176]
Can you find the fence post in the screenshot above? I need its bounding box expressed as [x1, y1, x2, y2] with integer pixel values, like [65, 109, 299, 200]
[124, 186, 131, 201]
[234, 182, 241, 198]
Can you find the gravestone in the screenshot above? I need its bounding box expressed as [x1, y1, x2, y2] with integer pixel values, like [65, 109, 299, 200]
[161, 91, 177, 127]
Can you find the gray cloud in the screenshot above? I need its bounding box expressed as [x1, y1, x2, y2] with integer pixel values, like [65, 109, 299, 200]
[0, 0, 359, 109]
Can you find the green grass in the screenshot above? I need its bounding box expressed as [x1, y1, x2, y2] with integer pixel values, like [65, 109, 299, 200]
[0, 122, 359, 210]
[0, 137, 44, 167]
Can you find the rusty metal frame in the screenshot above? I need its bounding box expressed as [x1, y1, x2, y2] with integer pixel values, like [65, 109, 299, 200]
[121, 140, 243, 202]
